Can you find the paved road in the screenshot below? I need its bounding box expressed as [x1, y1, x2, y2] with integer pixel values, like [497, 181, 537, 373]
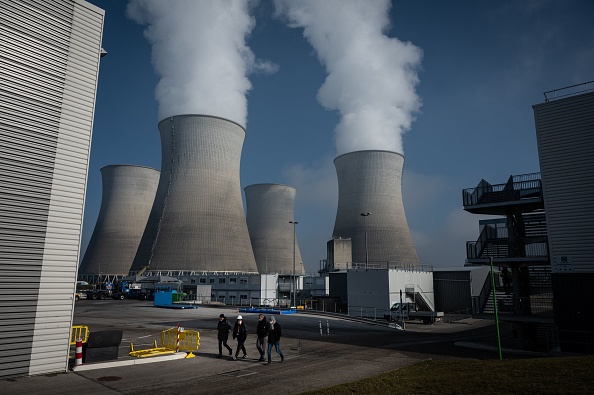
[2, 300, 509, 394]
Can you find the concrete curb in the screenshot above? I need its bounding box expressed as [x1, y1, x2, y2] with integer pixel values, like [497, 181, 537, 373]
[73, 352, 188, 371]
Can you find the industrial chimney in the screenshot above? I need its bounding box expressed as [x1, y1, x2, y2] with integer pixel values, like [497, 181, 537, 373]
[244, 184, 304, 275]
[79, 165, 160, 277]
[130, 115, 258, 273]
[332, 150, 419, 267]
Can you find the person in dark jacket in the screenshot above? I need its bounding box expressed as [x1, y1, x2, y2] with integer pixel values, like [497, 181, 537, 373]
[217, 313, 233, 357]
[266, 316, 284, 364]
[232, 315, 248, 360]
[255, 313, 269, 362]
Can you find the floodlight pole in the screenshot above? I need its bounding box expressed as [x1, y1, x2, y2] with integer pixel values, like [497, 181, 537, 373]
[289, 221, 298, 308]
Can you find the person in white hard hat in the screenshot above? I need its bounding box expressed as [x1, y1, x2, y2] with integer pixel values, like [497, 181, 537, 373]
[232, 315, 248, 360]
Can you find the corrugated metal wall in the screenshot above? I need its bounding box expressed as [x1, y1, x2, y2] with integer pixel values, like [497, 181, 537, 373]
[0, 0, 103, 377]
[433, 271, 472, 314]
[533, 92, 594, 273]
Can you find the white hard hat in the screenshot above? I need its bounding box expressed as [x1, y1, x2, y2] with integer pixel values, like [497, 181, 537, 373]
[237, 315, 243, 320]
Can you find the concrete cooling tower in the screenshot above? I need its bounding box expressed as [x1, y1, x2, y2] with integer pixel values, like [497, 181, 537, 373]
[131, 115, 258, 273]
[79, 165, 160, 276]
[245, 184, 304, 275]
[332, 150, 419, 267]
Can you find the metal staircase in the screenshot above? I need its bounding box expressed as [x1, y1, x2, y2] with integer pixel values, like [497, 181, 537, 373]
[466, 213, 549, 262]
[405, 284, 435, 312]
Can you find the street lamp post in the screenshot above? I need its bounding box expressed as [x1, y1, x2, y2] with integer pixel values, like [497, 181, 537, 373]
[289, 220, 298, 308]
[360, 212, 372, 270]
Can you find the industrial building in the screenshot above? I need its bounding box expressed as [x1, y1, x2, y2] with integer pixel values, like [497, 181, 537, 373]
[0, 0, 105, 377]
[463, 81, 594, 353]
[534, 83, 594, 351]
[79, 165, 160, 282]
[335, 267, 435, 317]
[130, 115, 258, 275]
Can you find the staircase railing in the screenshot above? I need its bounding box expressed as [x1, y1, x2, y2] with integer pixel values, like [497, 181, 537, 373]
[405, 283, 435, 312]
[463, 173, 542, 206]
[472, 271, 493, 314]
[467, 236, 549, 259]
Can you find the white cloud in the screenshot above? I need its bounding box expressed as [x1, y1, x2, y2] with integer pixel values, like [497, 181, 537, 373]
[127, 0, 274, 126]
[274, 0, 423, 155]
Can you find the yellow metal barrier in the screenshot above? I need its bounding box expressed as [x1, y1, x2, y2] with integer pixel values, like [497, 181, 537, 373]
[70, 326, 90, 345]
[161, 327, 200, 358]
[129, 327, 200, 359]
[129, 340, 176, 358]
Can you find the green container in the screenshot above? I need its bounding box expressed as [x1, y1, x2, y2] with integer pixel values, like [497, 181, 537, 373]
[171, 293, 186, 302]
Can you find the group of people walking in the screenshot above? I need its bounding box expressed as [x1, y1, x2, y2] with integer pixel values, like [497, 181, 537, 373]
[217, 313, 284, 364]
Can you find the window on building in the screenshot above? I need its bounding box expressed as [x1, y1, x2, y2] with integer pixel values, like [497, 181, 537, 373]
[219, 278, 226, 284]
[240, 294, 247, 300]
[199, 278, 206, 284]
[240, 278, 248, 285]
[190, 278, 196, 284]
[229, 277, 237, 284]
[209, 278, 215, 284]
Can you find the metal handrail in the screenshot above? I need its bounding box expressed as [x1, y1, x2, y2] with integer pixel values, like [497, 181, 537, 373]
[463, 173, 542, 206]
[466, 236, 549, 259]
[544, 80, 594, 102]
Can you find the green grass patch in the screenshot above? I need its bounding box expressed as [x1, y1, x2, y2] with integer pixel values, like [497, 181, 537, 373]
[302, 355, 594, 394]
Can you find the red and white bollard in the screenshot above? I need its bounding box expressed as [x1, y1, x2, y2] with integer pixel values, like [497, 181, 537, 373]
[75, 338, 83, 367]
[175, 324, 180, 353]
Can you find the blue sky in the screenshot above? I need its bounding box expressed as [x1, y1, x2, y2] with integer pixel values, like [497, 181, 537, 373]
[82, 0, 594, 273]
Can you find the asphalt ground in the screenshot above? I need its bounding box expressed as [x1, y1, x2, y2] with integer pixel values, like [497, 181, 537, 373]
[2, 300, 525, 394]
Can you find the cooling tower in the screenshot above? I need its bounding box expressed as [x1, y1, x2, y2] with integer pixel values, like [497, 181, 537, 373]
[332, 150, 419, 267]
[131, 115, 258, 273]
[79, 165, 160, 276]
[245, 184, 304, 275]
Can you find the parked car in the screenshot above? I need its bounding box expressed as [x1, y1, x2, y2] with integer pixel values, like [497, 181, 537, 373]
[74, 292, 87, 301]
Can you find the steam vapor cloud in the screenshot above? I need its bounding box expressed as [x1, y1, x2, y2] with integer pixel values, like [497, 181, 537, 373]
[127, 0, 276, 126]
[274, 0, 423, 155]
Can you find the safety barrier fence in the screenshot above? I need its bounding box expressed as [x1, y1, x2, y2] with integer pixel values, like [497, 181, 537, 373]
[70, 325, 90, 345]
[129, 325, 200, 358]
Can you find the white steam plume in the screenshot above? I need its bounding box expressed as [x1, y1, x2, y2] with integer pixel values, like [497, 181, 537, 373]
[127, 0, 276, 126]
[274, 0, 422, 155]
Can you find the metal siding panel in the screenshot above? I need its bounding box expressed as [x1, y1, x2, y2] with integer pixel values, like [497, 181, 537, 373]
[534, 92, 594, 273]
[0, 0, 103, 378]
[29, 0, 103, 376]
